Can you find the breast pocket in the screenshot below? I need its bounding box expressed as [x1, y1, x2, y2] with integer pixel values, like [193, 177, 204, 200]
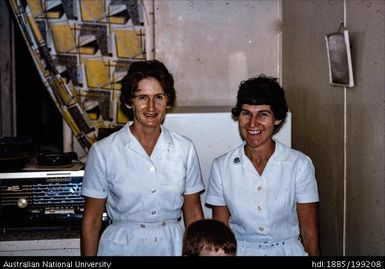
[158, 160, 186, 186]
[157, 160, 186, 210]
[268, 178, 293, 215]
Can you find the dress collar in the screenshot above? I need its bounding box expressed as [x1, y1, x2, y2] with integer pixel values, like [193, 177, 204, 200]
[117, 122, 173, 160]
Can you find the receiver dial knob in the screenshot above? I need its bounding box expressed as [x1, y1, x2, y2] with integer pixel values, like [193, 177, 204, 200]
[17, 198, 28, 208]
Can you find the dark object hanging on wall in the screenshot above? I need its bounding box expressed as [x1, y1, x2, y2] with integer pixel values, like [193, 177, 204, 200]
[0, 137, 33, 171]
[325, 22, 354, 88]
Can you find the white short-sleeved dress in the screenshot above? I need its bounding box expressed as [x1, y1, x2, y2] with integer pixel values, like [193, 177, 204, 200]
[81, 123, 204, 256]
[205, 141, 319, 256]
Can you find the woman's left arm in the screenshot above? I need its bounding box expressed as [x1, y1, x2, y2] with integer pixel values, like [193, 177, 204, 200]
[297, 202, 320, 256]
[182, 192, 204, 227]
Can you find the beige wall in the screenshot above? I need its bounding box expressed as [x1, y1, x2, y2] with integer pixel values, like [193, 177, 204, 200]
[154, 0, 281, 106]
[345, 0, 385, 256]
[282, 0, 384, 255]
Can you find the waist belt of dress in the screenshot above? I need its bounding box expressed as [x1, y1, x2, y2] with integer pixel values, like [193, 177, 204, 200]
[111, 219, 179, 229]
[237, 236, 301, 248]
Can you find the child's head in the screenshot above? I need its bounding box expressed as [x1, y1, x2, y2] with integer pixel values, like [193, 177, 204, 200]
[182, 219, 237, 256]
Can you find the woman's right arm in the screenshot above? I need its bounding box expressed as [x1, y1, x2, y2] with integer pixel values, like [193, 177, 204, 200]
[212, 205, 231, 225]
[81, 197, 107, 256]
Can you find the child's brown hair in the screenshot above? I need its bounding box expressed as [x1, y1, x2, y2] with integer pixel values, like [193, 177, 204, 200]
[182, 219, 237, 256]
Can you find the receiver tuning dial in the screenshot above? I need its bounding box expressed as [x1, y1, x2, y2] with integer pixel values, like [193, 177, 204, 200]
[17, 198, 28, 208]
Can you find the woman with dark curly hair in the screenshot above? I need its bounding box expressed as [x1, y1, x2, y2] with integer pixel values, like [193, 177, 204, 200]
[206, 74, 320, 256]
[81, 60, 204, 256]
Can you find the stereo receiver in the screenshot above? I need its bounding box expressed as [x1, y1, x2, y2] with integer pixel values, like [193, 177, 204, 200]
[0, 170, 100, 231]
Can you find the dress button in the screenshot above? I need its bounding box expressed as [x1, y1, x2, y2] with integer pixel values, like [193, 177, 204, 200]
[257, 206, 262, 211]
[258, 226, 264, 232]
[140, 224, 145, 228]
[150, 166, 155, 172]
[257, 186, 262, 191]
[151, 210, 157, 215]
[162, 222, 166, 227]
[151, 189, 156, 193]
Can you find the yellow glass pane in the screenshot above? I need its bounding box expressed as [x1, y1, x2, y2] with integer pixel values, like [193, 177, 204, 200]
[80, 0, 106, 22]
[113, 29, 142, 58]
[46, 11, 62, 19]
[84, 59, 110, 89]
[50, 23, 76, 53]
[79, 47, 97, 54]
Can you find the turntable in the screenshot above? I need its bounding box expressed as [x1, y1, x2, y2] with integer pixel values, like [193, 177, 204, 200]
[22, 152, 84, 172]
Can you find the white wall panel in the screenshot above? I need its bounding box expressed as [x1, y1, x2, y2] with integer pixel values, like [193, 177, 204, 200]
[154, 0, 281, 106]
